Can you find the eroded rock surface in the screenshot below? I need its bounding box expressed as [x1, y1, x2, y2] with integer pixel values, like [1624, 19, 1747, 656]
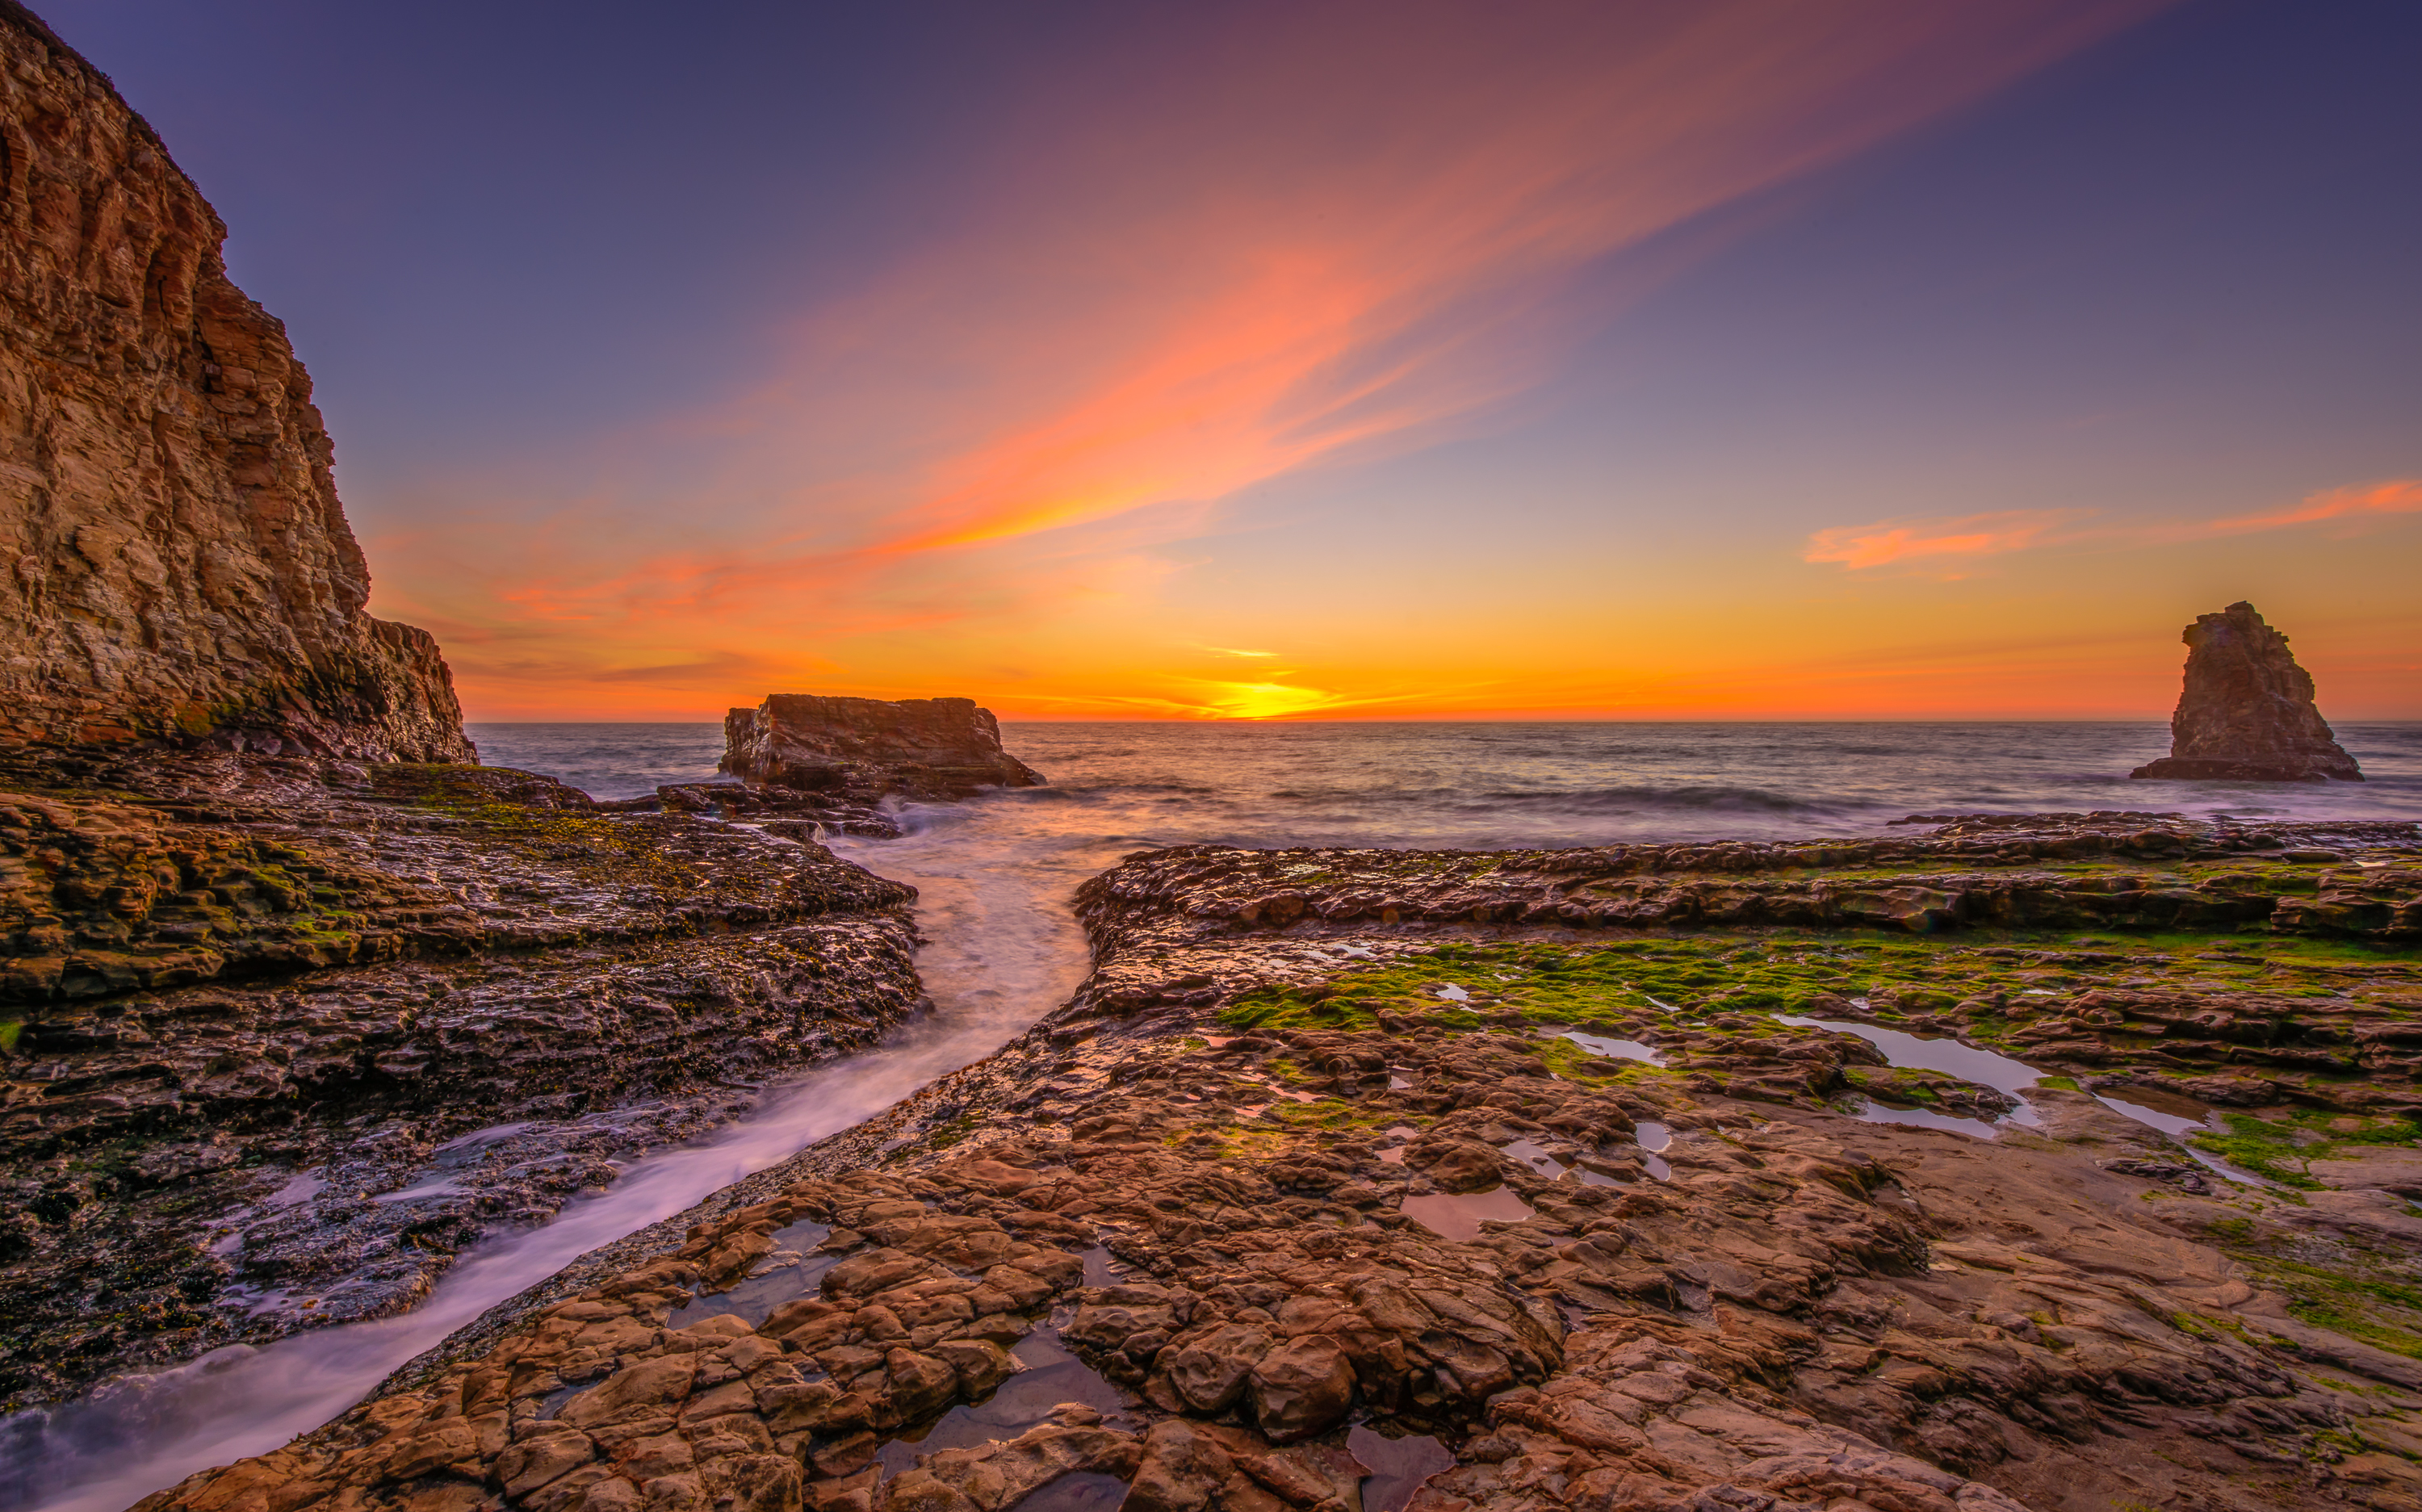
[0, 748, 922, 1409]
[2131, 601, 2362, 783]
[129, 810, 2422, 1512]
[722, 698, 1043, 802]
[0, 5, 469, 762]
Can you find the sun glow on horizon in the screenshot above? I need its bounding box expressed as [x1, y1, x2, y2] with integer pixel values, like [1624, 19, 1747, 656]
[329, 1, 2417, 726]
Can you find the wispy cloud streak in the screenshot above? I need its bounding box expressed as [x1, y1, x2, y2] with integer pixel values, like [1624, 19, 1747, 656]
[368, 0, 2178, 714]
[1805, 479, 2422, 572]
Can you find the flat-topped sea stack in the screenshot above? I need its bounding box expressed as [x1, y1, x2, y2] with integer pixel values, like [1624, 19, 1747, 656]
[2131, 600, 2361, 783]
[722, 693, 1044, 798]
[0, 4, 469, 762]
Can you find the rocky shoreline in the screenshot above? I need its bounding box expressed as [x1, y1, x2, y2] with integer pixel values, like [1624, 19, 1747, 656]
[1, 748, 924, 1412]
[110, 806, 2422, 1512]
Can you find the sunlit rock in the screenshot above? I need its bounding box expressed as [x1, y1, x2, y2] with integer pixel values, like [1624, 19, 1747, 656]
[722, 694, 1044, 798]
[2131, 601, 2362, 782]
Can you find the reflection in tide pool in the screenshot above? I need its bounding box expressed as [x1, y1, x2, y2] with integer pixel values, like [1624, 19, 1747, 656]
[1401, 1186, 1537, 1242]
[1634, 1120, 1674, 1180]
[1772, 1013, 2273, 1184]
[1557, 1030, 1664, 1065]
[2094, 1095, 2273, 1186]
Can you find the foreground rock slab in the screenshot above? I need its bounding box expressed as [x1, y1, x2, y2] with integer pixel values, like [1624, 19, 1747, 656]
[0, 748, 923, 1409]
[2131, 601, 2363, 783]
[129, 811, 2422, 1512]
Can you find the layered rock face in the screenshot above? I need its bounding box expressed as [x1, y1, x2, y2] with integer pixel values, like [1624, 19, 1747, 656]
[722, 696, 1043, 798]
[133, 811, 2422, 1512]
[0, 4, 470, 762]
[2132, 601, 2361, 782]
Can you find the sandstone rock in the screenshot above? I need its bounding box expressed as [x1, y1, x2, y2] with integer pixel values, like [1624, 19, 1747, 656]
[1404, 1139, 1504, 1194]
[721, 695, 1041, 798]
[1247, 1336, 1356, 1443]
[0, 7, 470, 762]
[2131, 601, 2361, 782]
[1124, 1419, 1235, 1512]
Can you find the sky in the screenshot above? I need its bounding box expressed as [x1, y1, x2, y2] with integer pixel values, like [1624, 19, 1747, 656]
[52, 0, 2422, 721]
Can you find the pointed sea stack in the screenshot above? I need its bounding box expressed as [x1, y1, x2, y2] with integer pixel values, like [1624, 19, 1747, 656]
[2131, 601, 2361, 782]
[721, 693, 1044, 798]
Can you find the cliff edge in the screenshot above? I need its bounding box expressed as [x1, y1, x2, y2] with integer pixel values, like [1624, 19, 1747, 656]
[0, 2, 471, 761]
[2131, 601, 2361, 783]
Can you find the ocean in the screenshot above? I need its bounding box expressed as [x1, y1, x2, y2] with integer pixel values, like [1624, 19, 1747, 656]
[470, 718, 2422, 845]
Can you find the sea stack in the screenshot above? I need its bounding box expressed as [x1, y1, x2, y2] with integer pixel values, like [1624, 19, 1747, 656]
[2130, 601, 2361, 782]
[722, 693, 1044, 797]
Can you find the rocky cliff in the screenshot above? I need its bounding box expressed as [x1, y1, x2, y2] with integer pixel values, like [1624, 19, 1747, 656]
[0, 2, 471, 762]
[2131, 601, 2361, 783]
[723, 695, 1043, 798]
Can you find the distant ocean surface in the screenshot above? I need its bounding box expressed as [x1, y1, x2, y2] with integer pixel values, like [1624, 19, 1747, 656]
[469, 721, 2422, 850]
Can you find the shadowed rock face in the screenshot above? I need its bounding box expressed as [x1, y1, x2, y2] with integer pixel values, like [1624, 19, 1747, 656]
[0, 3, 470, 762]
[2131, 602, 2361, 783]
[722, 696, 1044, 799]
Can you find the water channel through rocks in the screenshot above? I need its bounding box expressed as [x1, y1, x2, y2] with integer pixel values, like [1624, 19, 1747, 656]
[0, 800, 1112, 1512]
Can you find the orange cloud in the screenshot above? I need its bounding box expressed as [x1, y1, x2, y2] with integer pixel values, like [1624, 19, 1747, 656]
[2184, 478, 2422, 538]
[364, 0, 2185, 718]
[782, 0, 2174, 568]
[1806, 479, 2422, 572]
[1802, 509, 2093, 570]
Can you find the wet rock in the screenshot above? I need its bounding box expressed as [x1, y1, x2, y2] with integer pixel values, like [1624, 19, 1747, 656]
[90, 806, 2422, 1512]
[1247, 1338, 1356, 1443]
[0, 754, 923, 1409]
[721, 696, 1043, 799]
[1125, 1419, 1235, 1512]
[1403, 1140, 1504, 1194]
[2131, 601, 2363, 782]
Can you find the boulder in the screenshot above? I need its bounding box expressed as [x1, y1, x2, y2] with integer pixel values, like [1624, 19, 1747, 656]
[721, 696, 1043, 798]
[2131, 602, 2361, 782]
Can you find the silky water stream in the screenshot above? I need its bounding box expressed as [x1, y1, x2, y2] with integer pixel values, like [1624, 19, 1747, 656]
[0, 802, 1113, 1512]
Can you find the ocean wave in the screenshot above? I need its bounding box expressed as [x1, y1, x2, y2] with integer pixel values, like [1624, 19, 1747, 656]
[1458, 784, 1850, 816]
[1255, 782, 1847, 816]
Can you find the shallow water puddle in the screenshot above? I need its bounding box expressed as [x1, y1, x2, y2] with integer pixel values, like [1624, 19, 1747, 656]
[1634, 1120, 1674, 1180]
[667, 1220, 836, 1327]
[874, 1328, 1132, 1481]
[1773, 1015, 2043, 1103]
[1013, 1472, 1129, 1512]
[1400, 1185, 1536, 1242]
[1347, 1426, 1455, 1512]
[1501, 1138, 1568, 1178]
[1773, 1013, 2269, 1180]
[1554, 1030, 1664, 1065]
[1846, 1104, 2003, 1139]
[2093, 1094, 2273, 1185]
